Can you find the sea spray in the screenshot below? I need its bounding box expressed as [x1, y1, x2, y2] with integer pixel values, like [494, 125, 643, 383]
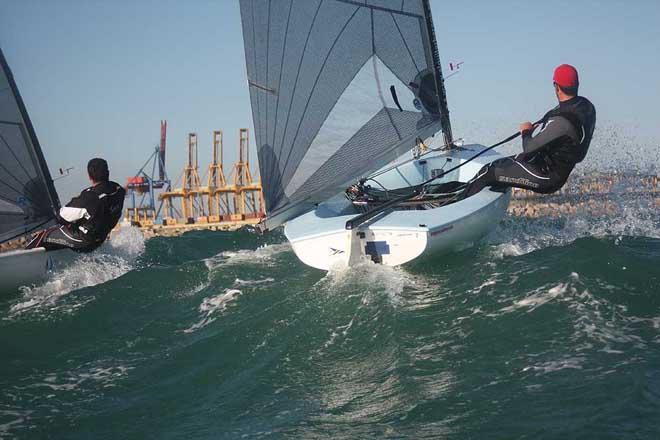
[8, 225, 145, 319]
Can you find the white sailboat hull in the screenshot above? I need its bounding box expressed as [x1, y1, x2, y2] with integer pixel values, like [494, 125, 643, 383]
[284, 145, 511, 271]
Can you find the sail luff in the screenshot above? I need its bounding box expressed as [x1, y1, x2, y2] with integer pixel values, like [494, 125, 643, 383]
[0, 48, 60, 214]
[0, 47, 61, 244]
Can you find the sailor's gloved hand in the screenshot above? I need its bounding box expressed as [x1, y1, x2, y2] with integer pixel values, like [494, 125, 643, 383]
[519, 122, 535, 134]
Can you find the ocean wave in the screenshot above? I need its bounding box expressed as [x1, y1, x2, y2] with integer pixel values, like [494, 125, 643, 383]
[489, 197, 659, 258]
[522, 356, 586, 375]
[204, 243, 291, 270]
[183, 288, 242, 333]
[498, 272, 579, 314]
[317, 260, 431, 302]
[233, 277, 275, 287]
[493, 272, 648, 358]
[0, 358, 135, 434]
[29, 362, 134, 392]
[7, 225, 145, 319]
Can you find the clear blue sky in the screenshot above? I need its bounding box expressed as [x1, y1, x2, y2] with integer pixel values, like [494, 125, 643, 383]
[1, 0, 659, 199]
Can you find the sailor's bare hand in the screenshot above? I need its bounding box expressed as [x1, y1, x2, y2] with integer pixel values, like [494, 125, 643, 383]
[519, 122, 535, 134]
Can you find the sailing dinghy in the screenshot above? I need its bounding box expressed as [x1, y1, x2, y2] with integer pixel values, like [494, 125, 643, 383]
[239, 0, 511, 270]
[0, 48, 68, 291]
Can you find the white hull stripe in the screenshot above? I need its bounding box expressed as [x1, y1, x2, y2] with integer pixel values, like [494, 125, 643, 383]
[514, 161, 550, 180]
[469, 164, 490, 184]
[59, 226, 84, 242]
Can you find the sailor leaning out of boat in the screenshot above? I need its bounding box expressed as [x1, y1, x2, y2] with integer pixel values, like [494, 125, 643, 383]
[459, 64, 596, 197]
[26, 158, 125, 252]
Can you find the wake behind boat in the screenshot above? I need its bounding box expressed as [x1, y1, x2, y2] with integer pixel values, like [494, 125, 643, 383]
[239, 0, 511, 269]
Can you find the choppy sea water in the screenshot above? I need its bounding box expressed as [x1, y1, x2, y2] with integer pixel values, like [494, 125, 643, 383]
[1, 175, 659, 438]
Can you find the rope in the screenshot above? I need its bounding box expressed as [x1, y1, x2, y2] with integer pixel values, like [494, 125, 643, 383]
[345, 127, 535, 230]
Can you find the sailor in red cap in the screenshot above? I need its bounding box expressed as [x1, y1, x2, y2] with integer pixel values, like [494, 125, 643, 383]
[461, 64, 596, 197]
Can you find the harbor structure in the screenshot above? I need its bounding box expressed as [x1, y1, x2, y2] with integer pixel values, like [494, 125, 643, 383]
[228, 128, 265, 221]
[206, 130, 231, 222]
[121, 125, 656, 238]
[125, 125, 265, 235]
[125, 120, 172, 227]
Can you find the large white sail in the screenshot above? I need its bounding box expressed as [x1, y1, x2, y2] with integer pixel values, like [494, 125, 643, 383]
[0, 48, 60, 244]
[239, 0, 451, 230]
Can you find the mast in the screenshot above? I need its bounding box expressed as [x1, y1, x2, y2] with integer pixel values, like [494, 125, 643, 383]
[422, 0, 453, 147]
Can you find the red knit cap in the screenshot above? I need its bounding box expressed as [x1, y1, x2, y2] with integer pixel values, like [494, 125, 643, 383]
[553, 64, 579, 88]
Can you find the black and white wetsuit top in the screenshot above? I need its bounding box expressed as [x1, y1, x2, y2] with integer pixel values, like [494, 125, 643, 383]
[460, 95, 597, 197]
[58, 181, 126, 244]
[522, 95, 597, 175]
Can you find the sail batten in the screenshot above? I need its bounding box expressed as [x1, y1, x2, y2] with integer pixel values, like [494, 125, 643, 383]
[240, 0, 449, 230]
[271, 0, 325, 204]
[0, 47, 60, 244]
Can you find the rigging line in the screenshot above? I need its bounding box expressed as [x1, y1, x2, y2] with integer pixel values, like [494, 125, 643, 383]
[390, 12, 421, 74]
[364, 177, 390, 199]
[267, 0, 294, 195]
[0, 130, 34, 182]
[273, 0, 323, 180]
[345, 126, 537, 230]
[369, 154, 441, 181]
[278, 5, 361, 185]
[0, 217, 53, 245]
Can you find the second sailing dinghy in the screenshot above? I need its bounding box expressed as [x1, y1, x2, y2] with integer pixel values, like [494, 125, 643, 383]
[239, 0, 510, 270]
[0, 48, 70, 291]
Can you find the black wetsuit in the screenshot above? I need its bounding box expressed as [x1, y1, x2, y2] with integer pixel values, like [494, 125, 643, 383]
[462, 96, 596, 197]
[27, 181, 125, 252]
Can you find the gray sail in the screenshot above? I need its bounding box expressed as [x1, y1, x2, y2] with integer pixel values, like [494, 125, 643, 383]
[0, 48, 60, 244]
[240, 0, 450, 230]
